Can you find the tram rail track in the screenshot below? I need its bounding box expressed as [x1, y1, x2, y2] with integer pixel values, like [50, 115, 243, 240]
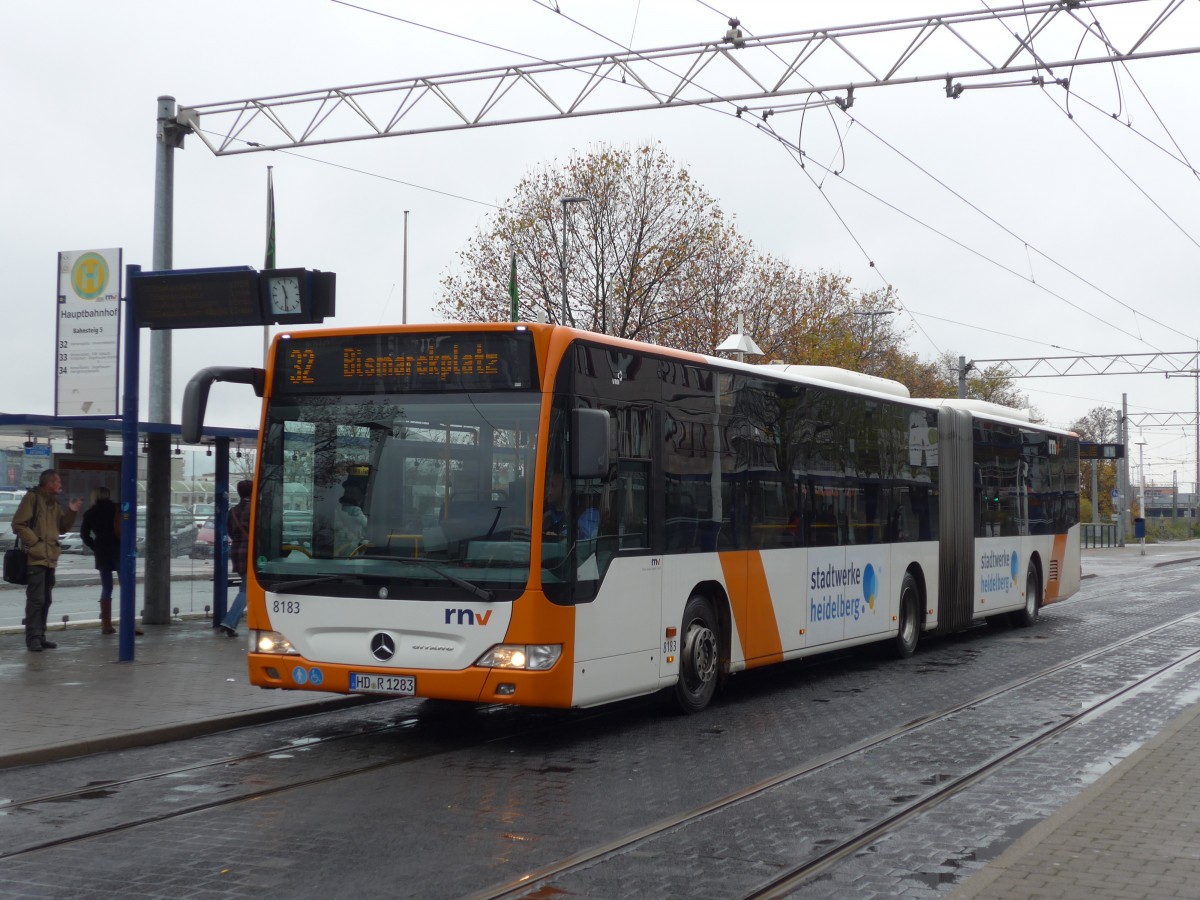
[467, 609, 1200, 899]
[3, 592, 1198, 887]
[0, 700, 615, 862]
[742, 642, 1200, 899]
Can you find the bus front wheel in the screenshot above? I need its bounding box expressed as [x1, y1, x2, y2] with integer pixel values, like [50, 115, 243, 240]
[1011, 567, 1040, 628]
[673, 595, 720, 714]
[890, 572, 920, 659]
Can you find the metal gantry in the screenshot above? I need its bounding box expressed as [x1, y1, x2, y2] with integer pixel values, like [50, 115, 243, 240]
[972, 351, 1200, 379]
[1125, 411, 1199, 427]
[174, 0, 1197, 156]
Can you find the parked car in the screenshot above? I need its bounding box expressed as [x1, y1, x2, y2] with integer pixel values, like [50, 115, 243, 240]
[59, 531, 86, 554]
[0, 499, 22, 551]
[190, 518, 219, 559]
[191, 502, 215, 528]
[136, 504, 200, 557]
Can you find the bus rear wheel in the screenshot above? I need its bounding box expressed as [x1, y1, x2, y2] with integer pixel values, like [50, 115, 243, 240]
[673, 595, 719, 714]
[1011, 567, 1040, 627]
[890, 572, 920, 659]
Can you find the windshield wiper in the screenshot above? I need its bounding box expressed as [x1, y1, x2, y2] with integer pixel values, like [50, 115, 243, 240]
[268, 574, 364, 594]
[370, 555, 495, 603]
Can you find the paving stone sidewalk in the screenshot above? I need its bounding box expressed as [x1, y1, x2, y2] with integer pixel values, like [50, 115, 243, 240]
[952, 700, 1200, 899]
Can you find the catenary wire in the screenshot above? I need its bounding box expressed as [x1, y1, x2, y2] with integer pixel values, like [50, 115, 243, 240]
[330, 0, 1194, 358]
[308, 2, 1195, 473]
[752, 118, 1157, 352]
[974, 0, 1200, 257]
[704, 1, 1194, 352]
[846, 115, 1195, 346]
[232, 136, 502, 209]
[906, 307, 1089, 354]
[686, 0, 1190, 360]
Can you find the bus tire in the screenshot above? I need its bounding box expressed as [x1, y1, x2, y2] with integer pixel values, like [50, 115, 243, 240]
[890, 573, 920, 659]
[673, 594, 720, 714]
[1011, 567, 1040, 628]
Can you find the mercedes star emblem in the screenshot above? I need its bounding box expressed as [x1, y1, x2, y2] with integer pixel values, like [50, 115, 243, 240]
[370, 632, 396, 661]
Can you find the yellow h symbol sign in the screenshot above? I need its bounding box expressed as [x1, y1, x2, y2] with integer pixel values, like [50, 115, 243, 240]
[71, 253, 109, 300]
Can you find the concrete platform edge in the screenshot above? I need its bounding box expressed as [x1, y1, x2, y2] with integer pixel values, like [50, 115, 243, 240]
[1152, 554, 1200, 568]
[0, 694, 375, 771]
[950, 699, 1200, 898]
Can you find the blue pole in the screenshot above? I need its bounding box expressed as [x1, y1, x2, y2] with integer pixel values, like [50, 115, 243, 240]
[211, 436, 231, 626]
[119, 266, 141, 662]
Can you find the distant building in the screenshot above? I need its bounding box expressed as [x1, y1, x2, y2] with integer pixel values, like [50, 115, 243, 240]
[1143, 484, 1197, 519]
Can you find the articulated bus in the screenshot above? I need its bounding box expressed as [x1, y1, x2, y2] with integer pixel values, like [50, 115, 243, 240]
[183, 323, 1080, 713]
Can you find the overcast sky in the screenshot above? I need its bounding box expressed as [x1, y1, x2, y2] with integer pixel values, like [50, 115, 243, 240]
[5, 0, 1200, 490]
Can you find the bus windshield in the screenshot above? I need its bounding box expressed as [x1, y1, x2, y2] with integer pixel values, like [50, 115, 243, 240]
[254, 391, 540, 598]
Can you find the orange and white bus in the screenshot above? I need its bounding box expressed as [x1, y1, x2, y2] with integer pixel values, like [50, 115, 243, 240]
[183, 323, 1080, 712]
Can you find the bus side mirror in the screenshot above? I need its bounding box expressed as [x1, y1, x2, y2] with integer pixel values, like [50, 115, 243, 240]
[571, 409, 610, 480]
[181, 366, 265, 444]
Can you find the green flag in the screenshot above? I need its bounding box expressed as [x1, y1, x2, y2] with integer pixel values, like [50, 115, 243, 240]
[265, 167, 276, 269]
[508, 251, 518, 322]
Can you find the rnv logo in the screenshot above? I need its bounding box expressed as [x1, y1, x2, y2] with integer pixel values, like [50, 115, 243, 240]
[444, 608, 493, 626]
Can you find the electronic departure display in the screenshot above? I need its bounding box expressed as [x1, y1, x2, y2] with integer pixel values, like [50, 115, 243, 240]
[1079, 442, 1124, 460]
[132, 267, 336, 329]
[273, 331, 538, 394]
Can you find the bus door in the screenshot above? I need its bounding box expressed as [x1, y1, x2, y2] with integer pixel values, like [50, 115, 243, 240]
[544, 395, 659, 700]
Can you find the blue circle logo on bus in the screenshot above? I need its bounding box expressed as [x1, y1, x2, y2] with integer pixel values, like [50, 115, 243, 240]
[292, 666, 309, 685]
[308, 668, 324, 686]
[863, 563, 877, 611]
[1010, 551, 1019, 581]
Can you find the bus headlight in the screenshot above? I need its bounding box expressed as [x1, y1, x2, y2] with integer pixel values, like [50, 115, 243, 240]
[255, 631, 300, 655]
[475, 644, 561, 671]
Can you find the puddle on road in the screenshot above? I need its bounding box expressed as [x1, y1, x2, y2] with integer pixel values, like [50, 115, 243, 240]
[909, 870, 959, 887]
[42, 788, 118, 803]
[170, 783, 223, 794]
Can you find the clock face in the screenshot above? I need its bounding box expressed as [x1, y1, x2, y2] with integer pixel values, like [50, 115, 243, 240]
[269, 276, 301, 314]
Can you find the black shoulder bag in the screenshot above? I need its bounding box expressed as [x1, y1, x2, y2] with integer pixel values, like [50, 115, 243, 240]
[4, 499, 37, 585]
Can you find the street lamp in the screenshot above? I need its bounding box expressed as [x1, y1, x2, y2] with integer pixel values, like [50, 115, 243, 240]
[560, 196, 590, 326]
[715, 312, 764, 363]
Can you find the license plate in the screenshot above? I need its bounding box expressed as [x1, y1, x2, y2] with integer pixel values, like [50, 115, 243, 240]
[349, 673, 416, 695]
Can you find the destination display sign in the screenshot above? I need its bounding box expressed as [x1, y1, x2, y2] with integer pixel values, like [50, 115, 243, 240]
[131, 267, 335, 329]
[133, 267, 264, 329]
[273, 331, 538, 394]
[1079, 442, 1124, 460]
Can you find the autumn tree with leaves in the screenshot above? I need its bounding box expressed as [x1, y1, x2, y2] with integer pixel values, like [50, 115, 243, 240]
[439, 144, 728, 338]
[438, 142, 1023, 407]
[1071, 406, 1122, 521]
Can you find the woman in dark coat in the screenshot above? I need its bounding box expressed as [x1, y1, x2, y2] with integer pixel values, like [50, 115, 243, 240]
[79, 486, 121, 635]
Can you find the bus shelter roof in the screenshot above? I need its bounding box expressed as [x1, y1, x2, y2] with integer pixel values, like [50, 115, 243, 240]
[0, 413, 256, 447]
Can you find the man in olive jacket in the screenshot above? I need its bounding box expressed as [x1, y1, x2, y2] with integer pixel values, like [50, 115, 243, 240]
[12, 469, 82, 652]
